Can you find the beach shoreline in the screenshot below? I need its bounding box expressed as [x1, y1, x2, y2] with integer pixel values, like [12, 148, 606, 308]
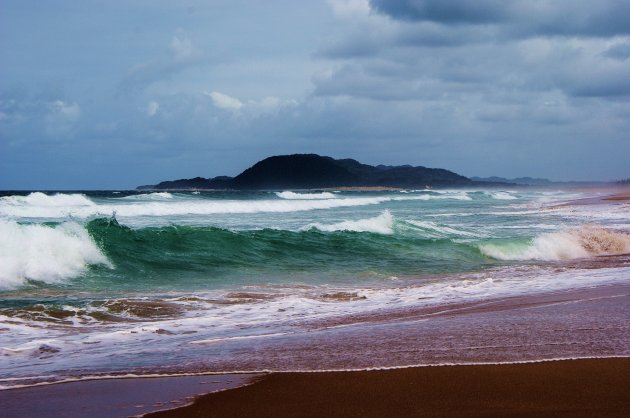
[2, 188, 629, 417]
[147, 358, 630, 417]
[2, 280, 628, 417]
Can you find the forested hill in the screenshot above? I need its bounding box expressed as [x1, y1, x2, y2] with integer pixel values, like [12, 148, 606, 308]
[138, 154, 475, 190]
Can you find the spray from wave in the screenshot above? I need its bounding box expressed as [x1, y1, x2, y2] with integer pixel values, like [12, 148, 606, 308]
[479, 225, 630, 261]
[0, 193, 389, 219]
[119, 192, 174, 200]
[486, 191, 518, 200]
[305, 211, 394, 234]
[0, 221, 111, 290]
[275, 191, 338, 200]
[0, 192, 95, 207]
[405, 220, 483, 239]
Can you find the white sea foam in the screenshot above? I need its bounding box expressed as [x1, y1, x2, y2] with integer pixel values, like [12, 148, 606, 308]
[479, 225, 630, 261]
[0, 192, 95, 207]
[121, 192, 174, 200]
[393, 191, 472, 201]
[0, 221, 111, 289]
[306, 211, 394, 234]
[0, 191, 482, 222]
[2, 264, 627, 373]
[405, 220, 483, 238]
[486, 191, 518, 200]
[0, 194, 391, 219]
[275, 191, 338, 200]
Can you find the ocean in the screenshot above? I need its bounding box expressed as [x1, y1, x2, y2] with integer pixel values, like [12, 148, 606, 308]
[1, 189, 629, 388]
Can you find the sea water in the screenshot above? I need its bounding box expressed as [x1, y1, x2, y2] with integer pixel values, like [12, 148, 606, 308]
[0, 189, 628, 387]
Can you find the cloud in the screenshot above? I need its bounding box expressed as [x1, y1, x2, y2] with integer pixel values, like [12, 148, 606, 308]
[3, 0, 629, 188]
[604, 41, 630, 60]
[146, 101, 160, 116]
[169, 33, 202, 63]
[204, 91, 243, 110]
[371, 0, 507, 24]
[315, 0, 630, 102]
[120, 32, 205, 93]
[327, 0, 371, 17]
[370, 0, 630, 37]
[51, 100, 80, 120]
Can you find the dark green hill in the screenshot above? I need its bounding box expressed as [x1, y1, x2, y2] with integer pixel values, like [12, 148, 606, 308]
[232, 154, 359, 189]
[141, 154, 473, 190]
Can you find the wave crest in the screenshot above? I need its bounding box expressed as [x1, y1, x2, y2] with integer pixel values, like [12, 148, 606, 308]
[0, 192, 95, 207]
[306, 210, 394, 234]
[120, 192, 174, 200]
[479, 225, 630, 261]
[0, 221, 111, 290]
[405, 220, 482, 238]
[275, 191, 338, 200]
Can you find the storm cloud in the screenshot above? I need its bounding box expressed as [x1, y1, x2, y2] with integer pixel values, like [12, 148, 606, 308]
[1, 0, 628, 188]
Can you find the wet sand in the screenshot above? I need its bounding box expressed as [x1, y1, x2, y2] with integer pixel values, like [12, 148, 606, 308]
[0, 374, 257, 418]
[4, 282, 628, 417]
[146, 280, 630, 417]
[554, 187, 630, 206]
[148, 358, 630, 417]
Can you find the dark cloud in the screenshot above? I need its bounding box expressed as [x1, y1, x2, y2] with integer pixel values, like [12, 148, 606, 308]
[371, 0, 507, 24]
[371, 0, 630, 37]
[2, 0, 629, 188]
[604, 42, 630, 60]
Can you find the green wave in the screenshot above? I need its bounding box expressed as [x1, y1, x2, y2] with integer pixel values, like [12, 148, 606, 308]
[84, 217, 491, 290]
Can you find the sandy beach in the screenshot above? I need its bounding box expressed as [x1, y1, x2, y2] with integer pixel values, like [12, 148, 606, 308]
[148, 358, 630, 417]
[2, 280, 627, 417]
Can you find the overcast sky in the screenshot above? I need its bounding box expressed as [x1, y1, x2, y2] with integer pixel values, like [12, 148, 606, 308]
[1, 0, 629, 188]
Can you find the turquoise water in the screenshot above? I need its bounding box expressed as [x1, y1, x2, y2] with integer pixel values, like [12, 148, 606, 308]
[1, 189, 628, 386]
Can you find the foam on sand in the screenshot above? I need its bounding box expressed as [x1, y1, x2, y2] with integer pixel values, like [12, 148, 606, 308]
[479, 225, 630, 261]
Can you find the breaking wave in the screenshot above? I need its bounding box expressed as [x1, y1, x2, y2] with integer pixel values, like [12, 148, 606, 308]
[405, 220, 483, 238]
[119, 192, 174, 200]
[275, 191, 338, 200]
[0, 192, 395, 219]
[0, 192, 95, 207]
[306, 210, 394, 234]
[0, 221, 111, 290]
[486, 191, 518, 200]
[479, 225, 630, 261]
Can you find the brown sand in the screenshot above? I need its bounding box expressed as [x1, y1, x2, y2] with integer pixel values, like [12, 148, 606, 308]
[148, 358, 630, 418]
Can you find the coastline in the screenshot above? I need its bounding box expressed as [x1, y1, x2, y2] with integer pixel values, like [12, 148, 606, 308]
[3, 280, 628, 417]
[2, 188, 629, 417]
[0, 374, 259, 418]
[554, 187, 630, 206]
[147, 358, 630, 417]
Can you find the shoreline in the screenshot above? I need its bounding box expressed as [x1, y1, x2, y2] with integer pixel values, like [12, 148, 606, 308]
[3, 281, 629, 416]
[554, 187, 630, 206]
[3, 357, 629, 417]
[148, 358, 630, 417]
[0, 374, 259, 418]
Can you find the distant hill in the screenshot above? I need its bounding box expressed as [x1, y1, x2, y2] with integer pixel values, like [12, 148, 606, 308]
[471, 176, 617, 187]
[138, 154, 476, 190]
[471, 176, 552, 186]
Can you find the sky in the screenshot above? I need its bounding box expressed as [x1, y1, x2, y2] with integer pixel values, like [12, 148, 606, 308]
[1, 0, 629, 189]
